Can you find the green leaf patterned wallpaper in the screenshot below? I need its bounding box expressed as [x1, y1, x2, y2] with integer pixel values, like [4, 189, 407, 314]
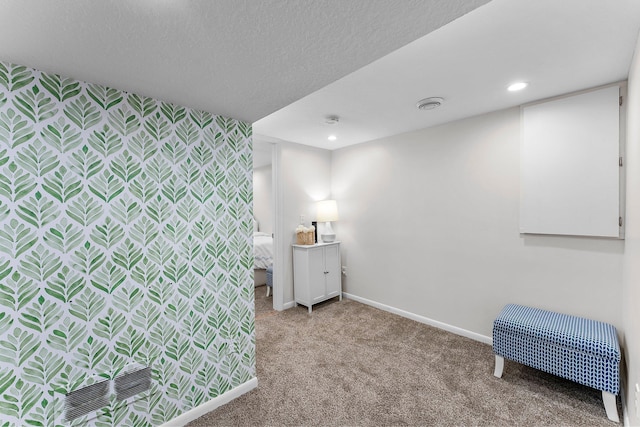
[0, 61, 255, 426]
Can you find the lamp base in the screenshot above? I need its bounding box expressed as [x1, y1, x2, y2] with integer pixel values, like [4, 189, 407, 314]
[320, 233, 336, 243]
[321, 221, 335, 243]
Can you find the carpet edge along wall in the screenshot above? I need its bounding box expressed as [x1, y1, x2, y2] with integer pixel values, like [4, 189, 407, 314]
[0, 61, 255, 426]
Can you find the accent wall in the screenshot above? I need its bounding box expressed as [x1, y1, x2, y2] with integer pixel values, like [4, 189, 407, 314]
[0, 61, 254, 425]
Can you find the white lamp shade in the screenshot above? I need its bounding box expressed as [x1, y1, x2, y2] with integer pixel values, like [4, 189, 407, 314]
[316, 200, 339, 222]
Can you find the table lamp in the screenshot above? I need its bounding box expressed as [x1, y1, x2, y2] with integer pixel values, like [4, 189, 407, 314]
[316, 200, 339, 243]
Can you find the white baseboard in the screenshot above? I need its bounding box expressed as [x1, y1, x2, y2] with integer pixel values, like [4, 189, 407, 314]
[160, 377, 258, 427]
[343, 293, 492, 345]
[281, 300, 296, 310]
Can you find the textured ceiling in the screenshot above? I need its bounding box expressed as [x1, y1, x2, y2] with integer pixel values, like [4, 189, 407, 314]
[0, 0, 488, 123]
[255, 0, 640, 149]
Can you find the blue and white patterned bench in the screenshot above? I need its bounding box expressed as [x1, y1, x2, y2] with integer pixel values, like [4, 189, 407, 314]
[492, 304, 620, 422]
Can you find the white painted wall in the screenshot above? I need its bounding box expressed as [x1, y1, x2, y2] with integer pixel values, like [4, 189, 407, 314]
[253, 165, 273, 234]
[277, 142, 331, 304]
[622, 30, 640, 426]
[332, 107, 624, 338]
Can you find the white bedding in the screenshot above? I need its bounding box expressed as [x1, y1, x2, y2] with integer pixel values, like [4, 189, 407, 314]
[254, 232, 273, 269]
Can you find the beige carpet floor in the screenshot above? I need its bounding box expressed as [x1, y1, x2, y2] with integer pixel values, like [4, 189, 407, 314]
[187, 298, 618, 426]
[254, 284, 274, 317]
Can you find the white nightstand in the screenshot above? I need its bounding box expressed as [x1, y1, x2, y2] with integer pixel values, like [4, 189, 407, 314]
[292, 242, 342, 313]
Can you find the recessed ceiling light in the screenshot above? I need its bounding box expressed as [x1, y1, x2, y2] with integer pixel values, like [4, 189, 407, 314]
[416, 97, 444, 111]
[508, 82, 528, 92]
[328, 135, 337, 141]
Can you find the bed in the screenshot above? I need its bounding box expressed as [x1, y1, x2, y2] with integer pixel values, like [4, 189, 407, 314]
[254, 231, 273, 286]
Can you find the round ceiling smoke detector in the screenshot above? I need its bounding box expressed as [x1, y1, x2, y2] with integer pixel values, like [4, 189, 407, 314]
[416, 97, 444, 111]
[325, 116, 340, 125]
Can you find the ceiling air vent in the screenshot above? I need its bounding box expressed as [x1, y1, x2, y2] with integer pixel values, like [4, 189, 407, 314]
[416, 97, 444, 111]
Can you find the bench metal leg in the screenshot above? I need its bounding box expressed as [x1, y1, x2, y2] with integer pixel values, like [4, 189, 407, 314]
[602, 391, 619, 423]
[493, 355, 504, 378]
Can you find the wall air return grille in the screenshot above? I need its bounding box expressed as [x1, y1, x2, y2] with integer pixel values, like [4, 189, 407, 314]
[64, 379, 110, 422]
[114, 366, 152, 401]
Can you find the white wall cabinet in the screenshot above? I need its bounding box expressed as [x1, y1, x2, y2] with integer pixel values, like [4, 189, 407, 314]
[292, 242, 341, 313]
[520, 85, 623, 238]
